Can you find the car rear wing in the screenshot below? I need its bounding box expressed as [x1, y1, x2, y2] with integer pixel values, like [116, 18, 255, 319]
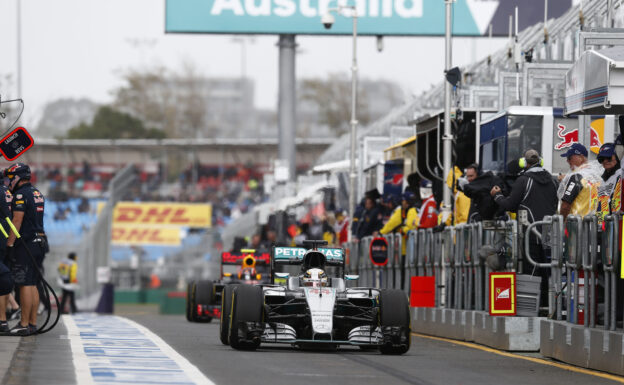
[221, 249, 270, 265]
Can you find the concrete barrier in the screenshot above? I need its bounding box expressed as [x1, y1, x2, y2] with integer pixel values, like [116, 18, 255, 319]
[540, 319, 624, 375]
[412, 307, 543, 351]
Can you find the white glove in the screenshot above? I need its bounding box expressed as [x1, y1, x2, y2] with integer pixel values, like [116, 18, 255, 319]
[457, 177, 468, 190]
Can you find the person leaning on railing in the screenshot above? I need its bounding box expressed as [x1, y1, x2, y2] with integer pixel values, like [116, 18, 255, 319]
[596, 143, 623, 223]
[489, 150, 558, 224]
[352, 189, 383, 242]
[441, 166, 470, 226]
[557, 143, 603, 221]
[489, 149, 558, 306]
[458, 163, 504, 223]
[379, 189, 418, 255]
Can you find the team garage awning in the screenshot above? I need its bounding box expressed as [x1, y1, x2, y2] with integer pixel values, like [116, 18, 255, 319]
[565, 46, 624, 115]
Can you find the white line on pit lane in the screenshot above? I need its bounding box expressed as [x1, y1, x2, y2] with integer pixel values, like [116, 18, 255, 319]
[64, 314, 215, 385]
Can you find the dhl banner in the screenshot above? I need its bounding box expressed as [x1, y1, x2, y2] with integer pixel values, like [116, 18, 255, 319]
[112, 202, 212, 228]
[112, 226, 181, 246]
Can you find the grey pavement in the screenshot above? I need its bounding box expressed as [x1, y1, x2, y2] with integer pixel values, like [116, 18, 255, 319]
[1, 313, 622, 385]
[128, 314, 622, 385]
[2, 317, 75, 385]
[0, 337, 19, 383]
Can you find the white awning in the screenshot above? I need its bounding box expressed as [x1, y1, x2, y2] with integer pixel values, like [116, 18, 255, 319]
[565, 46, 624, 115]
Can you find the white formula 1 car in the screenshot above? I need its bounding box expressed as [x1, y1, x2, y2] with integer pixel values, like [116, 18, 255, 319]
[219, 240, 411, 355]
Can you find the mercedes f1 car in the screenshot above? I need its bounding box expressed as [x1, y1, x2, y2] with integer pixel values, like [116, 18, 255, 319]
[186, 249, 270, 323]
[219, 240, 411, 354]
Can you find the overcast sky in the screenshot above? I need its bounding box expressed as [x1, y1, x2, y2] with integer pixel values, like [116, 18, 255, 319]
[0, 0, 542, 129]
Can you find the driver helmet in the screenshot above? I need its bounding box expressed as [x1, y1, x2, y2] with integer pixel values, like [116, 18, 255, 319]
[302, 268, 328, 288]
[4, 163, 31, 192]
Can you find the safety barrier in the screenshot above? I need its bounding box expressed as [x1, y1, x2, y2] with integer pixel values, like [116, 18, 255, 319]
[347, 213, 624, 335]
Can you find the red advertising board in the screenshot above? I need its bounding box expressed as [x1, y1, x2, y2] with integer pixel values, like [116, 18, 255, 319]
[489, 272, 516, 316]
[410, 276, 435, 307]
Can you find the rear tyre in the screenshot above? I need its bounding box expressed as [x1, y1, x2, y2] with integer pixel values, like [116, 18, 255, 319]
[379, 289, 411, 355]
[229, 285, 264, 350]
[220, 284, 239, 345]
[194, 280, 215, 323]
[185, 281, 195, 322]
[189, 282, 199, 322]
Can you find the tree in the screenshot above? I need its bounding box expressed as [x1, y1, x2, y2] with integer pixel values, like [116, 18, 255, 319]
[112, 64, 210, 139]
[37, 98, 98, 139]
[66, 106, 165, 139]
[300, 73, 372, 136]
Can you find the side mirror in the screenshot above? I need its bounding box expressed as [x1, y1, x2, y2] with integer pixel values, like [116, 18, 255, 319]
[344, 274, 359, 281]
[223, 273, 232, 277]
[275, 272, 290, 279]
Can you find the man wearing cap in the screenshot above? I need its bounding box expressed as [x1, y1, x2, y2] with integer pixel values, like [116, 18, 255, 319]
[380, 189, 419, 279]
[4, 163, 47, 336]
[558, 143, 603, 221]
[596, 143, 624, 222]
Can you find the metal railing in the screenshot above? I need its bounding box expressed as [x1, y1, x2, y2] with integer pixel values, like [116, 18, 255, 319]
[347, 213, 624, 334]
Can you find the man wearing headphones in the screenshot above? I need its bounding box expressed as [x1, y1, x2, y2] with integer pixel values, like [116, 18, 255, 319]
[5, 163, 46, 336]
[490, 149, 558, 307]
[490, 149, 558, 224]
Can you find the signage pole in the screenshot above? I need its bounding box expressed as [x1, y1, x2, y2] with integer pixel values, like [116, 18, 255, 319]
[278, 35, 297, 182]
[17, 0, 22, 97]
[442, 0, 453, 223]
[348, 11, 358, 244]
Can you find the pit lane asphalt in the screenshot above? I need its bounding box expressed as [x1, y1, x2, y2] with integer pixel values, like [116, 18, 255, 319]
[127, 314, 621, 385]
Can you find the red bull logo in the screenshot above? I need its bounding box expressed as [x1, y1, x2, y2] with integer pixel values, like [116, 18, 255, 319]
[554, 124, 578, 150]
[589, 118, 605, 155]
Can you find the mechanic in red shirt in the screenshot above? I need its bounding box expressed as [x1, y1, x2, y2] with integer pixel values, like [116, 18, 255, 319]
[417, 182, 438, 229]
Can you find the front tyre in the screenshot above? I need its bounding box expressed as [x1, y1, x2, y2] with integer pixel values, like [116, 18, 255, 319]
[378, 289, 411, 355]
[229, 285, 264, 350]
[220, 284, 239, 345]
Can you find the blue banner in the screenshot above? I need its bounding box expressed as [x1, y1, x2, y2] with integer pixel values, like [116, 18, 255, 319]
[167, 0, 486, 36]
[166, 0, 572, 36]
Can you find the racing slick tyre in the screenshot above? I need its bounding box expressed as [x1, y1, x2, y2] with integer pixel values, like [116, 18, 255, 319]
[229, 284, 264, 350]
[194, 280, 215, 323]
[185, 281, 195, 322]
[379, 289, 411, 355]
[220, 284, 239, 345]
